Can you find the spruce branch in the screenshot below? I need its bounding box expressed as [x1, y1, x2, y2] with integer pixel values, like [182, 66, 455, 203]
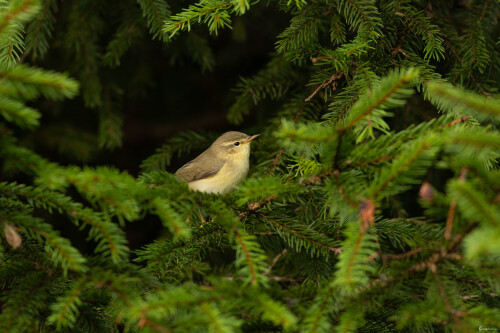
[395, 9, 445, 60]
[367, 135, 439, 200]
[266, 94, 316, 175]
[0, 21, 24, 71]
[137, 0, 170, 42]
[449, 128, 500, 149]
[445, 168, 468, 240]
[163, 0, 233, 37]
[443, 32, 490, 96]
[337, 0, 380, 31]
[245, 292, 297, 329]
[0, 0, 40, 35]
[24, 0, 57, 59]
[259, 213, 342, 256]
[1, 213, 88, 274]
[233, 228, 268, 286]
[333, 223, 377, 292]
[426, 81, 500, 121]
[0, 64, 79, 100]
[103, 20, 142, 68]
[0, 95, 40, 128]
[334, 304, 365, 333]
[0, 271, 50, 332]
[228, 58, 299, 124]
[450, 180, 500, 230]
[47, 276, 88, 329]
[301, 283, 338, 333]
[305, 71, 343, 102]
[140, 131, 213, 172]
[2, 1, 500, 330]
[343, 67, 418, 130]
[236, 176, 303, 207]
[150, 197, 192, 240]
[0, 182, 129, 263]
[134, 223, 224, 272]
[276, 13, 322, 55]
[0, 0, 41, 71]
[98, 105, 123, 150]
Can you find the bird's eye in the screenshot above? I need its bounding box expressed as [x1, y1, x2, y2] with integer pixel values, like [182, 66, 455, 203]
[233, 142, 240, 146]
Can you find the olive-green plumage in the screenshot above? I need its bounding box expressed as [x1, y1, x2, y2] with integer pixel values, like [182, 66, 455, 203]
[175, 131, 259, 194]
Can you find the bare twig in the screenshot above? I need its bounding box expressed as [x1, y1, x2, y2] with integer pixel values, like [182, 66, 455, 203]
[265, 248, 288, 275]
[305, 71, 343, 102]
[247, 194, 276, 211]
[445, 167, 468, 239]
[439, 116, 469, 129]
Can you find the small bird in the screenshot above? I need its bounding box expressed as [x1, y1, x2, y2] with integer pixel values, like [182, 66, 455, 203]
[175, 131, 260, 194]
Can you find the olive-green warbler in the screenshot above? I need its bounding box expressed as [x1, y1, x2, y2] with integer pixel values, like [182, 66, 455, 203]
[175, 131, 259, 194]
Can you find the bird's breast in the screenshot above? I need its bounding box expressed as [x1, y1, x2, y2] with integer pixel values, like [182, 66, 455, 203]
[188, 159, 249, 194]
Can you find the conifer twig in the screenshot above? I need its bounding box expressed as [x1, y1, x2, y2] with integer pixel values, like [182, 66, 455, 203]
[265, 248, 287, 275]
[247, 194, 276, 211]
[303, 169, 335, 185]
[259, 214, 342, 255]
[234, 228, 258, 285]
[385, 247, 424, 260]
[333, 170, 358, 208]
[267, 148, 285, 175]
[304, 71, 343, 102]
[439, 116, 469, 129]
[445, 167, 468, 239]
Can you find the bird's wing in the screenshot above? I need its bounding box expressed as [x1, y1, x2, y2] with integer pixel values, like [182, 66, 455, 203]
[175, 154, 225, 182]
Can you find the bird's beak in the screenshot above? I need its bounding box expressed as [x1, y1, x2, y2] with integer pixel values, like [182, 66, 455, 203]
[244, 134, 260, 144]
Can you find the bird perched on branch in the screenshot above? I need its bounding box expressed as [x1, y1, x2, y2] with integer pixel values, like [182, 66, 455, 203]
[175, 131, 259, 194]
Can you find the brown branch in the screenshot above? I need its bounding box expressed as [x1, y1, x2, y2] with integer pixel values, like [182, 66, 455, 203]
[386, 247, 424, 260]
[391, 24, 412, 59]
[267, 148, 285, 175]
[366, 247, 424, 263]
[343, 154, 395, 168]
[303, 169, 335, 186]
[355, 222, 479, 296]
[269, 275, 304, 282]
[439, 116, 469, 129]
[138, 317, 171, 333]
[311, 56, 335, 64]
[305, 71, 343, 102]
[265, 248, 287, 275]
[445, 167, 468, 240]
[247, 194, 276, 211]
[334, 170, 358, 208]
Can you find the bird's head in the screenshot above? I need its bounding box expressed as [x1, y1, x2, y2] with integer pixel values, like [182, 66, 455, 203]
[212, 131, 260, 160]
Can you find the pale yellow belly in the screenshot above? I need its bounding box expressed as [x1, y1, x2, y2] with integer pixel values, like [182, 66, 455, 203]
[188, 162, 249, 194]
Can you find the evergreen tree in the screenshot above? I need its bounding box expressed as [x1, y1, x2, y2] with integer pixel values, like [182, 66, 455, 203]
[1, 0, 499, 332]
